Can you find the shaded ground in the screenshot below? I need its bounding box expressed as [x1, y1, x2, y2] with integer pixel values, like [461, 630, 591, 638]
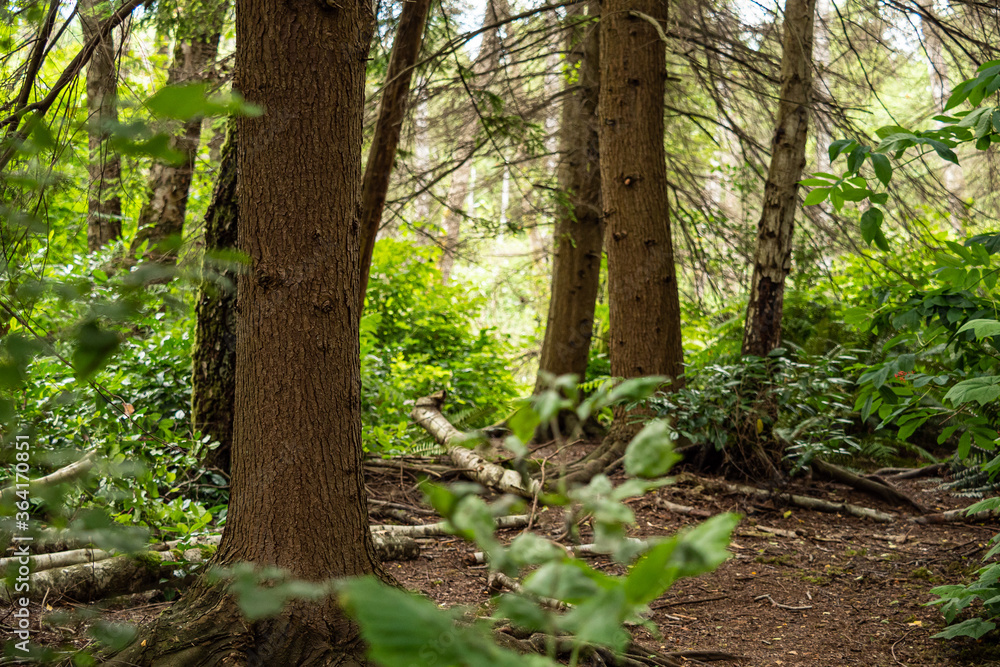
[6, 457, 1000, 666]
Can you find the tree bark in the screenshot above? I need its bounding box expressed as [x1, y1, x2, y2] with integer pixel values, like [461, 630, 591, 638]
[600, 0, 683, 441]
[129, 3, 227, 265]
[191, 122, 237, 474]
[80, 0, 123, 251]
[534, 0, 603, 392]
[112, 0, 380, 662]
[358, 0, 433, 306]
[741, 0, 816, 358]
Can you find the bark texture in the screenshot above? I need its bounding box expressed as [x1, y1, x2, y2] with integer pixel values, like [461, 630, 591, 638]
[600, 0, 683, 441]
[113, 0, 380, 662]
[130, 3, 226, 264]
[359, 0, 433, 304]
[534, 1, 603, 392]
[192, 123, 237, 474]
[741, 0, 816, 358]
[80, 0, 123, 251]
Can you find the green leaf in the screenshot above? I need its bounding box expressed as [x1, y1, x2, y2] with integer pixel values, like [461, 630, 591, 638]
[860, 208, 888, 251]
[958, 319, 1000, 339]
[341, 577, 554, 667]
[945, 376, 1000, 407]
[870, 153, 892, 187]
[146, 83, 211, 120]
[623, 420, 681, 479]
[932, 618, 996, 640]
[828, 139, 855, 163]
[803, 188, 830, 205]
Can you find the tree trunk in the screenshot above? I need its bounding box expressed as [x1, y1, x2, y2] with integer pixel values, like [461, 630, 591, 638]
[600, 0, 683, 439]
[358, 0, 433, 306]
[191, 122, 237, 474]
[130, 4, 226, 265]
[534, 0, 603, 392]
[741, 0, 816, 358]
[111, 0, 380, 662]
[80, 0, 123, 251]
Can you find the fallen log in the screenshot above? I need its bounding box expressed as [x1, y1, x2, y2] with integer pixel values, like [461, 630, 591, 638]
[812, 459, 928, 513]
[1, 532, 419, 603]
[655, 497, 712, 518]
[411, 392, 541, 499]
[683, 474, 898, 523]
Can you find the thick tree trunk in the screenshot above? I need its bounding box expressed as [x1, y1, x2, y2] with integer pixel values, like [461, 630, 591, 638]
[600, 0, 683, 441]
[534, 1, 603, 391]
[358, 0, 433, 305]
[130, 4, 226, 265]
[112, 0, 379, 662]
[741, 0, 815, 358]
[80, 0, 123, 251]
[192, 123, 237, 474]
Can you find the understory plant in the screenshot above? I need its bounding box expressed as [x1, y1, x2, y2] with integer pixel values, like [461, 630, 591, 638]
[804, 59, 1000, 639]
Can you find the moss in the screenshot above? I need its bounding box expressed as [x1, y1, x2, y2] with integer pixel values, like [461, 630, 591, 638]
[910, 566, 942, 583]
[131, 551, 164, 571]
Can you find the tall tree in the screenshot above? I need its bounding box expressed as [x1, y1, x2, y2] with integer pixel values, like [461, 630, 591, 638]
[359, 0, 433, 304]
[191, 123, 237, 474]
[129, 1, 227, 264]
[741, 0, 816, 359]
[114, 0, 381, 661]
[534, 1, 603, 392]
[80, 0, 123, 251]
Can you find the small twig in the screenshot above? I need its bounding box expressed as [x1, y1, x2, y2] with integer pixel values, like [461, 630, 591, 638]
[753, 593, 813, 611]
[650, 594, 728, 610]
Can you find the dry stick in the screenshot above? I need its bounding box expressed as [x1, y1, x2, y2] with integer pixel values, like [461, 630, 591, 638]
[373, 515, 528, 538]
[650, 594, 728, 610]
[683, 474, 898, 523]
[470, 537, 646, 565]
[488, 571, 569, 611]
[753, 593, 813, 611]
[884, 462, 948, 481]
[655, 497, 713, 518]
[411, 391, 541, 498]
[812, 459, 928, 513]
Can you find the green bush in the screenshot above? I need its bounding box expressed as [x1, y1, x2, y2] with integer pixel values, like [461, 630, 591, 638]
[362, 239, 519, 452]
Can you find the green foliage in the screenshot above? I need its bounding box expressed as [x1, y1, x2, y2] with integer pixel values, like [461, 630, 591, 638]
[362, 239, 519, 452]
[807, 61, 1000, 641]
[340, 377, 738, 667]
[648, 348, 860, 469]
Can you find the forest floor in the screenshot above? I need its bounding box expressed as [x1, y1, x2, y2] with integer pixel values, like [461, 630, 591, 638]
[11, 449, 1000, 666]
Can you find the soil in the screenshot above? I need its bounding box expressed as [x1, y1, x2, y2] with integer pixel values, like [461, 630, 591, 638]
[6, 454, 1000, 666]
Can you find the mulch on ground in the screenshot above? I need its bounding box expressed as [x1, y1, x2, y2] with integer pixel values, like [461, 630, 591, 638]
[8, 457, 1000, 666]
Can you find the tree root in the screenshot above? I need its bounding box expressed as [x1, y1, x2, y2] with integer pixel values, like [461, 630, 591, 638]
[681, 474, 897, 523]
[811, 459, 929, 513]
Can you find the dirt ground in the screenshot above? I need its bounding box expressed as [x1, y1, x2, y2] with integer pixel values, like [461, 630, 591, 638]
[6, 456, 1000, 666]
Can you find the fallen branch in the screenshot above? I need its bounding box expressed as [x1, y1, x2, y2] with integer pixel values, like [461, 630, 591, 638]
[683, 474, 897, 523]
[411, 392, 541, 499]
[753, 593, 812, 611]
[488, 571, 568, 611]
[655, 497, 712, 518]
[910, 506, 1000, 525]
[373, 514, 528, 538]
[812, 459, 928, 513]
[469, 537, 646, 565]
[877, 462, 948, 481]
[0, 452, 96, 504]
